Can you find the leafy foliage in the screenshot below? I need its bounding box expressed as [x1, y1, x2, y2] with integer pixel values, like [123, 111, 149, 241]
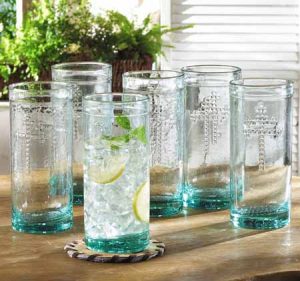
[0, 0, 192, 99]
[0, 0, 16, 88]
[0, 0, 16, 38]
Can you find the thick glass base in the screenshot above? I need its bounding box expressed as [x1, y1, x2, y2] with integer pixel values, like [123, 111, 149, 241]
[85, 231, 149, 254]
[231, 203, 290, 229]
[184, 184, 230, 210]
[12, 207, 73, 234]
[150, 196, 183, 217]
[186, 197, 229, 210]
[73, 181, 83, 206]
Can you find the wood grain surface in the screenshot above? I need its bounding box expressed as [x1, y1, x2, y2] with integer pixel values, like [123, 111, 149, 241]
[0, 174, 300, 281]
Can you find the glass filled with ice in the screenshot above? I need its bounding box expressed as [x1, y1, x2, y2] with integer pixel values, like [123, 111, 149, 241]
[83, 93, 150, 253]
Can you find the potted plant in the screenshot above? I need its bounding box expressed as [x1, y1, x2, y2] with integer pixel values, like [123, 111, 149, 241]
[0, 0, 192, 96]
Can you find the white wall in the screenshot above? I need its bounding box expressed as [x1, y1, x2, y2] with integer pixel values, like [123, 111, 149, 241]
[90, 0, 160, 23]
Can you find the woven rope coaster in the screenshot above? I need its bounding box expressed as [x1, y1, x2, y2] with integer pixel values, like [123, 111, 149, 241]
[64, 239, 165, 263]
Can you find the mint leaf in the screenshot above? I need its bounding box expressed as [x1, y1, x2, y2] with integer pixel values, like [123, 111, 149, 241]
[116, 115, 131, 130]
[102, 134, 130, 150]
[111, 144, 120, 151]
[103, 134, 130, 143]
[102, 121, 146, 149]
[131, 126, 147, 144]
[110, 135, 130, 143]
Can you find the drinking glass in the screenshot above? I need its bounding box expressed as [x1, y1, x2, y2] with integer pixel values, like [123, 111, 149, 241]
[10, 82, 73, 234]
[230, 79, 293, 229]
[83, 93, 150, 253]
[52, 62, 112, 205]
[182, 65, 241, 210]
[123, 71, 185, 217]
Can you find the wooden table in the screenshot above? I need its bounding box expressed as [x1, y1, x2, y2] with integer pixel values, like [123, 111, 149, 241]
[1, 175, 300, 281]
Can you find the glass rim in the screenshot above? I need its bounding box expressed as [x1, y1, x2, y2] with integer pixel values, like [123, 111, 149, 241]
[230, 78, 293, 88]
[9, 81, 72, 95]
[123, 70, 184, 80]
[83, 92, 149, 105]
[54, 76, 111, 84]
[51, 61, 112, 74]
[181, 64, 241, 74]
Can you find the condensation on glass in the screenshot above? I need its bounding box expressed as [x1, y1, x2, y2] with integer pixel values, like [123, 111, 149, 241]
[52, 62, 112, 205]
[123, 71, 185, 217]
[10, 82, 73, 234]
[230, 79, 293, 229]
[182, 65, 242, 210]
[83, 93, 150, 253]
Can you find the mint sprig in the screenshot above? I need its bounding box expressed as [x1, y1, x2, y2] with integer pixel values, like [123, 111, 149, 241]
[116, 115, 131, 130]
[130, 126, 147, 144]
[103, 135, 130, 143]
[103, 115, 147, 149]
[102, 134, 130, 150]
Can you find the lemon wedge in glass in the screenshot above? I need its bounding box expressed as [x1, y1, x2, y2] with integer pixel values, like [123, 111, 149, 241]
[133, 181, 150, 223]
[88, 156, 126, 184]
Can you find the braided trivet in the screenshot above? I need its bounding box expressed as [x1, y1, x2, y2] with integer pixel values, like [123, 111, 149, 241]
[64, 239, 165, 263]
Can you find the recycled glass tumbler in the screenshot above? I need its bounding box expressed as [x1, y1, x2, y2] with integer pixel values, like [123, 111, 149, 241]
[123, 71, 185, 217]
[230, 79, 293, 229]
[52, 62, 112, 205]
[10, 82, 73, 234]
[83, 93, 150, 253]
[182, 65, 241, 210]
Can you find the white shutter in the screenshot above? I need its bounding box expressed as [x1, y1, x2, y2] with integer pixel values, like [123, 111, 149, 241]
[162, 0, 300, 174]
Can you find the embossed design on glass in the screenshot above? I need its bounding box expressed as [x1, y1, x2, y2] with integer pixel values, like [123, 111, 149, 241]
[190, 92, 229, 160]
[244, 102, 282, 170]
[230, 79, 293, 229]
[182, 65, 241, 210]
[52, 62, 112, 205]
[10, 82, 73, 234]
[83, 93, 150, 253]
[123, 71, 185, 217]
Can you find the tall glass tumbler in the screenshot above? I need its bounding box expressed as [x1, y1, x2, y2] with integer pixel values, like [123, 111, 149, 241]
[52, 62, 112, 205]
[10, 82, 73, 234]
[230, 79, 293, 229]
[83, 93, 150, 253]
[123, 71, 185, 217]
[182, 65, 241, 210]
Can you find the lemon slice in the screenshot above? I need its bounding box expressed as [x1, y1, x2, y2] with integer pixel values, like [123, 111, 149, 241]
[133, 181, 150, 223]
[88, 156, 126, 184]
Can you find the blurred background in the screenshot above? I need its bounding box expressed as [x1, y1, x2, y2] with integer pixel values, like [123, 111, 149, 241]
[0, 0, 299, 175]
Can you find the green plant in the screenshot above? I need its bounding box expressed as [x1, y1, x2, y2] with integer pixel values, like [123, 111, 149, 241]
[0, 0, 16, 93]
[4, 0, 94, 80]
[92, 11, 190, 62]
[0, 0, 16, 38]
[0, 0, 192, 99]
